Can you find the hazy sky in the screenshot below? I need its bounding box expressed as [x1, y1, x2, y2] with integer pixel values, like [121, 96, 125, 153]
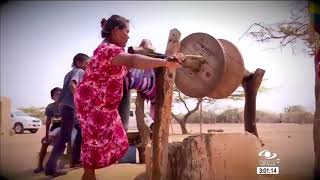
[0, 1, 315, 113]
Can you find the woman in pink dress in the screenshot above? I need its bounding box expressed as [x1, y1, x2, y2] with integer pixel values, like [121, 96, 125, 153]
[74, 15, 184, 180]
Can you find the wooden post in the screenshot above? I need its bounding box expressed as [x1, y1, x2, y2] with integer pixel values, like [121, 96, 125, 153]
[200, 101, 203, 134]
[167, 133, 261, 180]
[151, 29, 181, 180]
[313, 16, 320, 179]
[0, 97, 11, 137]
[0, 96, 12, 175]
[309, 2, 320, 177]
[135, 93, 150, 163]
[242, 68, 265, 137]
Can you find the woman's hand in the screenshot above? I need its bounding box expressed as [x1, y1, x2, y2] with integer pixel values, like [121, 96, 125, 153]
[166, 53, 185, 69]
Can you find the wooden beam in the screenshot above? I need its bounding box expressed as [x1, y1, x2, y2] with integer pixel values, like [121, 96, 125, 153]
[152, 29, 181, 180]
[135, 93, 151, 163]
[243, 69, 252, 78]
[242, 68, 265, 138]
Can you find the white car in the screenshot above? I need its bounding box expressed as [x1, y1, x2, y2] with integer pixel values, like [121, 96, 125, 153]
[11, 110, 42, 134]
[128, 110, 154, 130]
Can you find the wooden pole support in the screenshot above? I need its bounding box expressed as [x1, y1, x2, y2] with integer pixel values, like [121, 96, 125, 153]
[135, 93, 151, 163]
[151, 29, 181, 180]
[243, 69, 252, 78]
[0, 96, 12, 175]
[242, 68, 265, 137]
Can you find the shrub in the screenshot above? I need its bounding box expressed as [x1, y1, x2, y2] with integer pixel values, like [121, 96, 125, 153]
[284, 105, 306, 113]
[281, 111, 313, 123]
[255, 110, 281, 123]
[188, 110, 217, 124]
[216, 108, 242, 123]
[171, 105, 314, 124]
[281, 105, 313, 123]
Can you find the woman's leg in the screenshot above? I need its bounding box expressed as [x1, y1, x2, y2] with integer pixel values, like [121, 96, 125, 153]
[82, 167, 96, 180]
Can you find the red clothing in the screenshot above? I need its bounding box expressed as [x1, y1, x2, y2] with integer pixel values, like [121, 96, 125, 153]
[74, 43, 128, 169]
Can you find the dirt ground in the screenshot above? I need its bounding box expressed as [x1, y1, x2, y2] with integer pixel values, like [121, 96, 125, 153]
[0, 123, 314, 180]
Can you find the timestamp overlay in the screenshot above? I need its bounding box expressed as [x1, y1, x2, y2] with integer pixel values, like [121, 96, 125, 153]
[257, 149, 280, 175]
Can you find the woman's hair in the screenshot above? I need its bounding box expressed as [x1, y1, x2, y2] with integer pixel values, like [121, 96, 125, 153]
[50, 87, 62, 98]
[72, 53, 90, 67]
[101, 15, 129, 39]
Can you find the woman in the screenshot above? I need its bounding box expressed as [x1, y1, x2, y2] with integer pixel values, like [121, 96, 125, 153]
[74, 15, 183, 180]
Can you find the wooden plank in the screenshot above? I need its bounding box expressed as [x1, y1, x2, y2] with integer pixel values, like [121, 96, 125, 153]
[151, 29, 181, 180]
[145, 144, 153, 179]
[135, 93, 150, 163]
[135, 93, 150, 146]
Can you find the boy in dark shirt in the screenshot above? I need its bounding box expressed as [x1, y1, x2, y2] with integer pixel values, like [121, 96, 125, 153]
[45, 53, 90, 177]
[33, 87, 62, 173]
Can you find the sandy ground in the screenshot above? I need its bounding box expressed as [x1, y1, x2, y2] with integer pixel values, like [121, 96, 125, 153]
[0, 123, 315, 180]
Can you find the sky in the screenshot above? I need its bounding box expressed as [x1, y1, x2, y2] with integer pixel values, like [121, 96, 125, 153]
[0, 1, 315, 113]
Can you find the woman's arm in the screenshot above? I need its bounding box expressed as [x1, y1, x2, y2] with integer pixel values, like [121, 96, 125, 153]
[111, 52, 181, 69]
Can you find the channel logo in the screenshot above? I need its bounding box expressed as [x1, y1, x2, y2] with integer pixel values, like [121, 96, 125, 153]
[258, 150, 277, 159]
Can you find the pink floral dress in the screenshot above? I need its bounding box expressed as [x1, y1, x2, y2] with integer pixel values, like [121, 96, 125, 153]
[74, 43, 129, 169]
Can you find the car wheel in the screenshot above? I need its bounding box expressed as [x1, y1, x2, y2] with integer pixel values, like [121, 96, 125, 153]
[14, 123, 24, 134]
[29, 129, 38, 133]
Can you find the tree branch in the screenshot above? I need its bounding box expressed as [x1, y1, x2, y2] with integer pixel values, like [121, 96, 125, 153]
[239, 1, 314, 56]
[171, 112, 183, 124]
[178, 90, 190, 112]
[183, 98, 202, 122]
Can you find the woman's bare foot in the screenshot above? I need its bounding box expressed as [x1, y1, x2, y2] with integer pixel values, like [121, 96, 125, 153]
[82, 167, 96, 180]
